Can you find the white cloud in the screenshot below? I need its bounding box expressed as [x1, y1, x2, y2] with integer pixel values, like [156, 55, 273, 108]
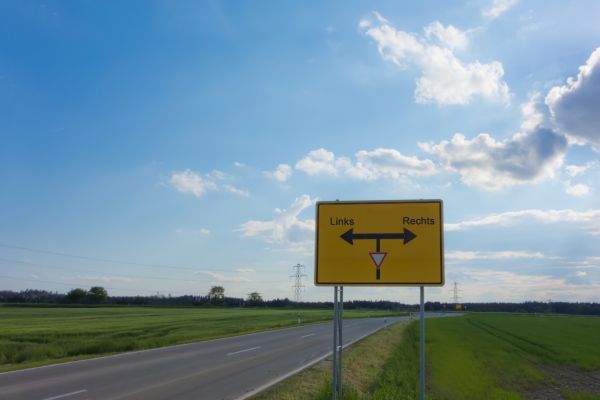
[456, 268, 600, 302]
[565, 182, 590, 196]
[208, 170, 226, 180]
[194, 270, 251, 283]
[295, 148, 341, 176]
[223, 184, 250, 197]
[520, 92, 545, 132]
[360, 13, 509, 105]
[546, 47, 600, 149]
[294, 147, 438, 180]
[446, 208, 600, 235]
[265, 164, 293, 182]
[233, 161, 246, 168]
[565, 161, 598, 177]
[419, 128, 567, 190]
[170, 170, 217, 198]
[170, 170, 249, 198]
[237, 194, 316, 247]
[424, 21, 468, 51]
[576, 271, 588, 277]
[482, 0, 519, 19]
[446, 250, 551, 262]
[199, 228, 210, 235]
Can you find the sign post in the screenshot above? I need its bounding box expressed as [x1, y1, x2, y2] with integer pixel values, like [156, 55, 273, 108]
[420, 286, 425, 400]
[315, 200, 444, 399]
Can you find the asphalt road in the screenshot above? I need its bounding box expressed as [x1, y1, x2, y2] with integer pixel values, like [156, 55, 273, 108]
[0, 314, 454, 400]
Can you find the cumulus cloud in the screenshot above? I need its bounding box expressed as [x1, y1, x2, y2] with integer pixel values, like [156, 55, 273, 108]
[446, 208, 600, 235]
[360, 13, 509, 105]
[565, 182, 590, 196]
[265, 164, 293, 182]
[295, 148, 438, 180]
[565, 161, 598, 177]
[419, 128, 567, 190]
[424, 21, 469, 51]
[237, 194, 316, 247]
[520, 92, 545, 132]
[482, 0, 519, 19]
[546, 47, 600, 149]
[170, 170, 217, 198]
[170, 169, 249, 198]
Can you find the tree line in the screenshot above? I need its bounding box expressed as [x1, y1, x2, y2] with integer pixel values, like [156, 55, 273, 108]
[1, 288, 599, 315]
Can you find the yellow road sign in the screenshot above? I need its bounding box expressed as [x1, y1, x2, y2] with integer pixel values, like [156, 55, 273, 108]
[315, 200, 444, 286]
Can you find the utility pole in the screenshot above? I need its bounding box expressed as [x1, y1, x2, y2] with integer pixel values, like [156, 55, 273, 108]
[291, 264, 307, 303]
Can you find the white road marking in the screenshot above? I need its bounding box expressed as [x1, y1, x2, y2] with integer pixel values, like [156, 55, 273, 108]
[226, 346, 261, 356]
[300, 333, 315, 338]
[42, 389, 88, 400]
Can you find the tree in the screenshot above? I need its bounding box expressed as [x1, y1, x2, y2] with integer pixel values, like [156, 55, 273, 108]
[66, 288, 87, 303]
[208, 286, 225, 299]
[88, 286, 108, 303]
[246, 292, 263, 306]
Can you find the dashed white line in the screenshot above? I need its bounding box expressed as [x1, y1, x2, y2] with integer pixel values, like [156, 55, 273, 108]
[226, 346, 261, 356]
[300, 333, 315, 338]
[42, 389, 88, 400]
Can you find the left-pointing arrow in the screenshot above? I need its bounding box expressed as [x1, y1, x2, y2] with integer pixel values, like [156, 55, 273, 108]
[340, 228, 417, 245]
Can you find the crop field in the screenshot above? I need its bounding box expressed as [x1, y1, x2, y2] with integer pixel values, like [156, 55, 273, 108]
[0, 305, 402, 372]
[424, 313, 600, 399]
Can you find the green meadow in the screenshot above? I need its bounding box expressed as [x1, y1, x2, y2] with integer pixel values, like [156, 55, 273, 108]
[0, 305, 401, 372]
[424, 313, 600, 399]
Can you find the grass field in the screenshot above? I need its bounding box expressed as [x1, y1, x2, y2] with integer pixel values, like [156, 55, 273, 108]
[425, 313, 600, 399]
[253, 313, 600, 400]
[0, 305, 402, 372]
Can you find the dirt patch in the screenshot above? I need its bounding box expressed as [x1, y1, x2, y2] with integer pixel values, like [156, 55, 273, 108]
[523, 362, 600, 399]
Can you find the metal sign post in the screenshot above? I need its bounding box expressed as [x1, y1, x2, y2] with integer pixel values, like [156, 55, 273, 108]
[332, 286, 338, 400]
[420, 286, 425, 400]
[332, 286, 344, 399]
[338, 287, 343, 400]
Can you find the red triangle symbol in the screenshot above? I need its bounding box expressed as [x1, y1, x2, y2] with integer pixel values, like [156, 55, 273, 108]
[369, 252, 387, 268]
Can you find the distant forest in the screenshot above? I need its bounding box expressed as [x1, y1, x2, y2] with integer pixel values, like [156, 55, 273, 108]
[1, 289, 599, 315]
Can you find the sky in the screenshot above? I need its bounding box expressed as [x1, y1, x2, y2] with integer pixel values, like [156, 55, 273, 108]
[1, 0, 599, 304]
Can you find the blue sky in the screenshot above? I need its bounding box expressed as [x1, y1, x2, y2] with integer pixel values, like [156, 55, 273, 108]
[1, 0, 599, 303]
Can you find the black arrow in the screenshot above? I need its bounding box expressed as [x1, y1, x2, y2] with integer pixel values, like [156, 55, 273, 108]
[340, 228, 417, 246]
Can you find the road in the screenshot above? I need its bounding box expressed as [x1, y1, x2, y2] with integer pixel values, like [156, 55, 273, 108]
[0, 314, 454, 400]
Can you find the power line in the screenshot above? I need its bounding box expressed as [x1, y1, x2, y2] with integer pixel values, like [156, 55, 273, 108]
[0, 257, 284, 285]
[0, 243, 256, 274]
[0, 243, 197, 271]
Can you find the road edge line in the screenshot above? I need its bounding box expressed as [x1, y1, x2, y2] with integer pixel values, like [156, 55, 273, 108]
[236, 319, 401, 400]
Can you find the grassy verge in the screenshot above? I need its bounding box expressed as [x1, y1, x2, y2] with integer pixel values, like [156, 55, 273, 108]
[253, 320, 411, 400]
[0, 305, 404, 372]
